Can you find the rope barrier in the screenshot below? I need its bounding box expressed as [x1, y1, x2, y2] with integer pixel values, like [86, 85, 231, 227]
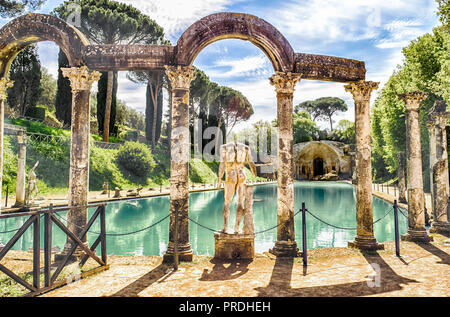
[398, 207, 409, 219]
[0, 214, 44, 234]
[53, 212, 170, 237]
[305, 206, 394, 231]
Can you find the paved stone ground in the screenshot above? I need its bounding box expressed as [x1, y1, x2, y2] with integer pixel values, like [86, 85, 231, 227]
[38, 234, 449, 297]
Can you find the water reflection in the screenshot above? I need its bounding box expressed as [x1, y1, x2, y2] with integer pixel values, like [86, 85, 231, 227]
[0, 182, 408, 256]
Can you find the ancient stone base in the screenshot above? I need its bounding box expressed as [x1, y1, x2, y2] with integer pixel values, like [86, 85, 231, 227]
[269, 240, 300, 257]
[214, 232, 254, 260]
[429, 222, 450, 236]
[162, 242, 194, 263]
[348, 236, 384, 251]
[401, 228, 434, 242]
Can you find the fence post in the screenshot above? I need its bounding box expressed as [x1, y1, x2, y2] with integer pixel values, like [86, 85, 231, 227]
[33, 213, 40, 290]
[393, 200, 400, 257]
[44, 204, 53, 287]
[301, 202, 307, 267]
[100, 205, 107, 264]
[5, 184, 8, 207]
[174, 208, 179, 271]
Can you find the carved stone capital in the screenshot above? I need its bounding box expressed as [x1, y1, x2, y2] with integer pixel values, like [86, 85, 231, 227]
[398, 91, 427, 112]
[61, 66, 101, 93]
[269, 72, 301, 95]
[0, 77, 14, 100]
[165, 65, 196, 90]
[344, 80, 379, 102]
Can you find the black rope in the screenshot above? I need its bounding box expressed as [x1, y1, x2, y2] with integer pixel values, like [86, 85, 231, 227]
[398, 207, 409, 219]
[53, 212, 170, 237]
[305, 207, 394, 231]
[0, 214, 44, 234]
[188, 208, 304, 235]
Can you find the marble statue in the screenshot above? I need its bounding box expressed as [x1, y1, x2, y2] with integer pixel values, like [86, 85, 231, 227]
[217, 142, 257, 234]
[25, 161, 39, 205]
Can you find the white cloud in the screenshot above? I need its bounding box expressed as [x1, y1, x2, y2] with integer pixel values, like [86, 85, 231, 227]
[120, 0, 232, 41]
[204, 54, 271, 79]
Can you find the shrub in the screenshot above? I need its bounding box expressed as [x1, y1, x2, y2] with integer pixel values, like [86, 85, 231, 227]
[116, 141, 155, 177]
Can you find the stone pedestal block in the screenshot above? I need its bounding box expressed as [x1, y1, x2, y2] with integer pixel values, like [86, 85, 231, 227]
[401, 228, 434, 242]
[214, 232, 254, 260]
[269, 240, 300, 257]
[429, 222, 449, 236]
[348, 236, 384, 251]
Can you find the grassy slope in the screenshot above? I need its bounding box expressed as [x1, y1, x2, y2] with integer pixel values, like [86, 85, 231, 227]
[3, 119, 265, 195]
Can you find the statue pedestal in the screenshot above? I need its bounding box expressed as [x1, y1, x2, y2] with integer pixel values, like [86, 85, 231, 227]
[214, 232, 255, 260]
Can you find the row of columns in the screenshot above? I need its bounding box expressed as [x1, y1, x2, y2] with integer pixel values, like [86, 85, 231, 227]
[1, 63, 443, 260]
[427, 101, 449, 235]
[160, 65, 385, 258]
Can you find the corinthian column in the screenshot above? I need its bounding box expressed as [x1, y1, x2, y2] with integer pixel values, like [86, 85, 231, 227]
[397, 151, 407, 204]
[428, 101, 450, 235]
[398, 92, 433, 242]
[0, 78, 13, 212]
[57, 66, 101, 259]
[163, 65, 196, 263]
[269, 72, 301, 257]
[345, 80, 384, 250]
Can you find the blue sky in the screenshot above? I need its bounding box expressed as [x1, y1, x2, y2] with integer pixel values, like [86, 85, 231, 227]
[0, 0, 442, 130]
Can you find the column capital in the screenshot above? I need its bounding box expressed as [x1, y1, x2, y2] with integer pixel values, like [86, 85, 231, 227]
[164, 65, 196, 90]
[344, 80, 379, 102]
[397, 91, 427, 111]
[269, 72, 301, 95]
[0, 77, 14, 100]
[61, 66, 101, 93]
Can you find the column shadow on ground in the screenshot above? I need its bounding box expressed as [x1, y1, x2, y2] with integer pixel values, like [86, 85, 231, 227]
[110, 263, 172, 297]
[255, 252, 418, 297]
[414, 242, 450, 265]
[199, 258, 252, 281]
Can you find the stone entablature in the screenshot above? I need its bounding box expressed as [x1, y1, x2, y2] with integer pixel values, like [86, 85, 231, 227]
[0, 12, 366, 82]
[293, 141, 353, 180]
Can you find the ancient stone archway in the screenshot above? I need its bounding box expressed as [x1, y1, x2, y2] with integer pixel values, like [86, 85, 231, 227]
[175, 12, 294, 72]
[0, 11, 383, 257]
[0, 14, 99, 256]
[0, 13, 88, 77]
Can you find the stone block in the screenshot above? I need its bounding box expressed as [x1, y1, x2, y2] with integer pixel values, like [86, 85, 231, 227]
[214, 232, 254, 260]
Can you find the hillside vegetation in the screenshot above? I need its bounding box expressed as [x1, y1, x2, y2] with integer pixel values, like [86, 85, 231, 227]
[2, 118, 263, 196]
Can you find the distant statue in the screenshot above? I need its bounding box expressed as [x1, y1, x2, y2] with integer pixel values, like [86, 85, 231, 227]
[217, 142, 257, 234]
[25, 161, 39, 205]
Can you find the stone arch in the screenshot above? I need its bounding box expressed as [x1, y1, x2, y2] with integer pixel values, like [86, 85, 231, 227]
[175, 12, 295, 72]
[0, 13, 89, 77]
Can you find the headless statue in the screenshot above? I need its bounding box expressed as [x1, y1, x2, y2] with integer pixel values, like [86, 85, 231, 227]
[217, 142, 257, 234]
[25, 161, 39, 205]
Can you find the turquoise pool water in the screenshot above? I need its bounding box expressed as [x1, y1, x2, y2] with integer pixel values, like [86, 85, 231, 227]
[0, 182, 408, 256]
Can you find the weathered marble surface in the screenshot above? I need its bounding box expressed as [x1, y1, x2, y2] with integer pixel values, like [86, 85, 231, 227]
[345, 81, 383, 250]
[398, 92, 433, 242]
[163, 65, 196, 263]
[269, 72, 301, 257]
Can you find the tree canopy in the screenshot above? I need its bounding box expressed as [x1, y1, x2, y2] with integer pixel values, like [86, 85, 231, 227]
[370, 6, 449, 188]
[295, 97, 348, 131]
[0, 0, 44, 18]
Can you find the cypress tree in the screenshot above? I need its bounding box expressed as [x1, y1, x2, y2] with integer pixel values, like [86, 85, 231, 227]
[54, 49, 72, 125]
[97, 71, 118, 137]
[7, 45, 42, 116]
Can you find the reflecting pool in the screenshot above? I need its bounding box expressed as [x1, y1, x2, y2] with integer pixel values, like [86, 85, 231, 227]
[0, 182, 408, 256]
